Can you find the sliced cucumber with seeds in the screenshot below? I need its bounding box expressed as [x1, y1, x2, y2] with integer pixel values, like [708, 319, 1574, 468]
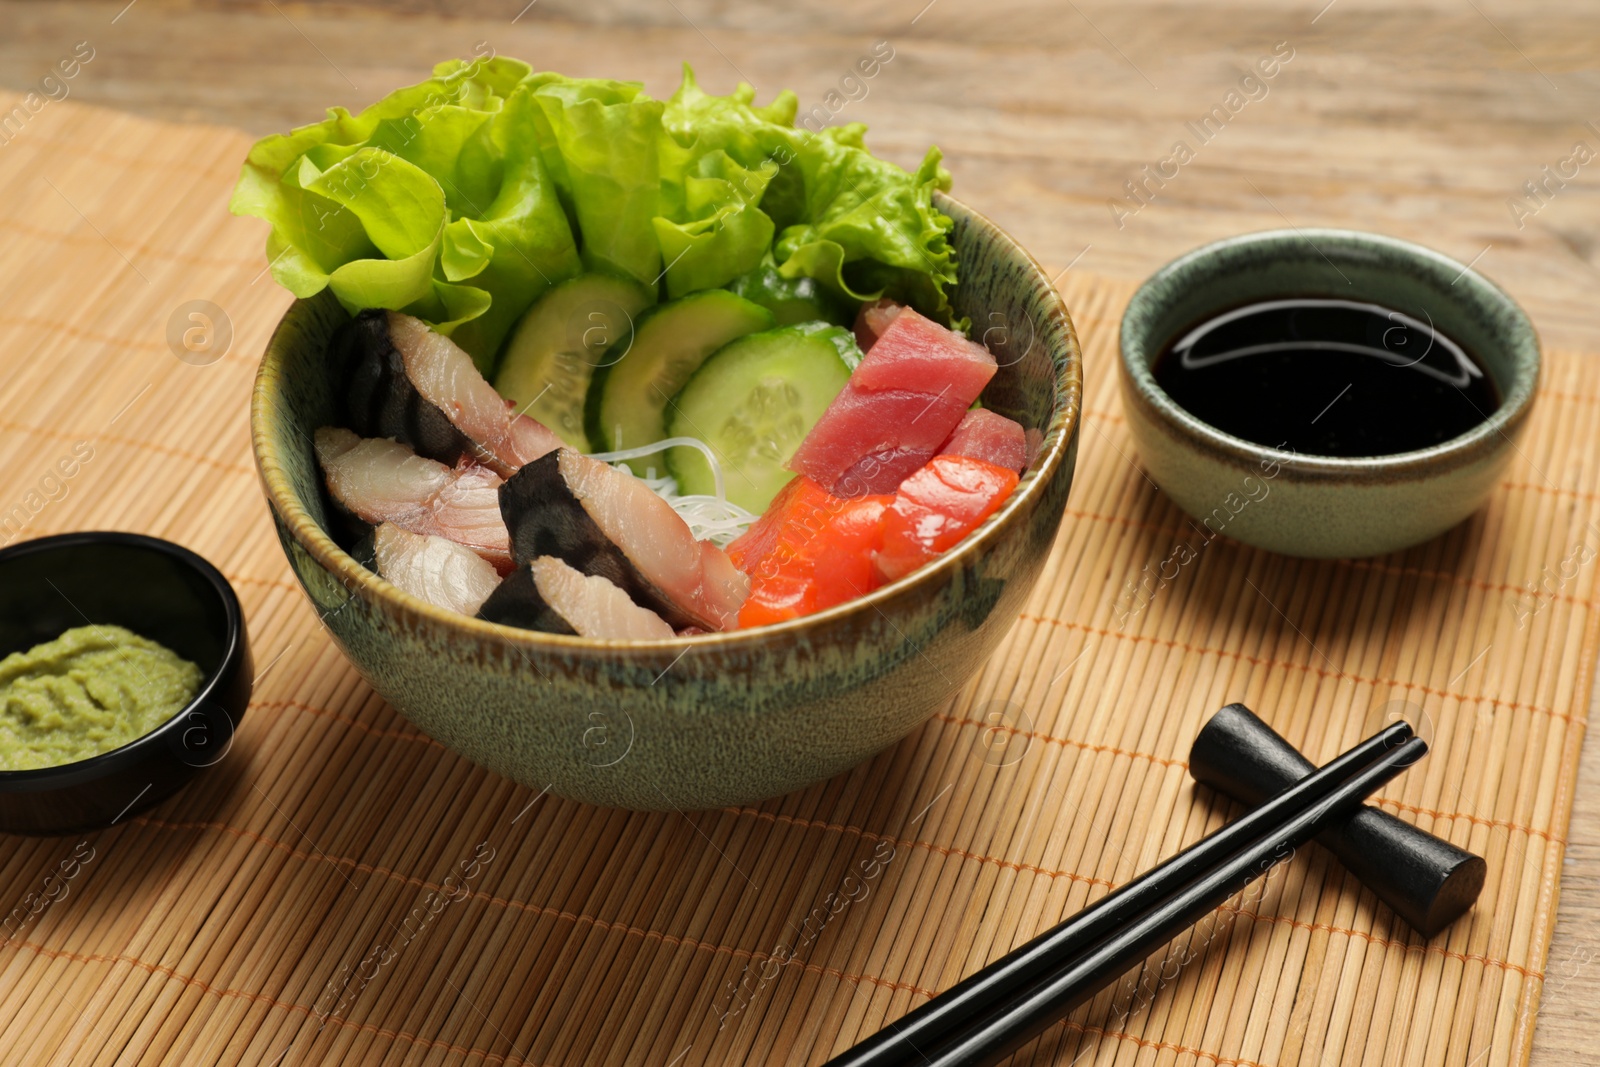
[590, 290, 774, 474]
[665, 324, 856, 512]
[493, 273, 653, 450]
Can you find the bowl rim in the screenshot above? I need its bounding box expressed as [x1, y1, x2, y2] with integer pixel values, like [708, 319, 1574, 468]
[0, 530, 246, 787]
[1117, 226, 1541, 478]
[250, 193, 1085, 652]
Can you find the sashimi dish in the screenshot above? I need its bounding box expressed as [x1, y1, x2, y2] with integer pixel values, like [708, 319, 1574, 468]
[235, 58, 1035, 639]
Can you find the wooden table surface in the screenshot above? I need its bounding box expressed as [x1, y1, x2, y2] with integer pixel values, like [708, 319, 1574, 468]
[3, 1, 1597, 1062]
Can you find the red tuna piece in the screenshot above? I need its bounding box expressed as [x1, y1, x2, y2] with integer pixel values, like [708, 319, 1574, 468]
[938, 409, 1029, 473]
[802, 388, 974, 495]
[849, 308, 996, 395]
[788, 308, 997, 496]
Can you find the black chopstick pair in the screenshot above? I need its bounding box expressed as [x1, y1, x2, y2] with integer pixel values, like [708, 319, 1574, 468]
[824, 721, 1427, 1067]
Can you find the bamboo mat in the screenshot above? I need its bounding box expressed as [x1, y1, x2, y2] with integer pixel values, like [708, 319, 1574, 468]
[0, 93, 1596, 1067]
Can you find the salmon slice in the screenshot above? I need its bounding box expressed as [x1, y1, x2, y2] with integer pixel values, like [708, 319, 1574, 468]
[938, 409, 1029, 473]
[729, 476, 893, 627]
[873, 455, 1019, 582]
[373, 522, 502, 616]
[314, 427, 513, 571]
[499, 449, 749, 631]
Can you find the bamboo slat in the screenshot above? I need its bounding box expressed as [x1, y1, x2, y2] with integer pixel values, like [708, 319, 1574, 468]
[0, 93, 1593, 1067]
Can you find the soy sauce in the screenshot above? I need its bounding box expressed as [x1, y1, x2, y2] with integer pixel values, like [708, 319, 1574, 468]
[1152, 298, 1500, 457]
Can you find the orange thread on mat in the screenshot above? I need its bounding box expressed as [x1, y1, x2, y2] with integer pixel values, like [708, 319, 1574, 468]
[0, 417, 252, 476]
[1049, 1021, 1271, 1067]
[2, 937, 556, 1066]
[933, 712, 1190, 770]
[1016, 613, 1587, 727]
[244, 691, 1566, 856]
[725, 807, 1118, 891]
[1337, 553, 1594, 603]
[933, 712, 1563, 845]
[1059, 506, 1600, 610]
[1501, 480, 1600, 503]
[1213, 904, 1546, 981]
[249, 698, 449, 749]
[227, 574, 300, 593]
[726, 807, 1538, 980]
[0, 311, 261, 366]
[1367, 796, 1567, 846]
[1533, 386, 1600, 407]
[0, 315, 165, 352]
[90, 812, 946, 998]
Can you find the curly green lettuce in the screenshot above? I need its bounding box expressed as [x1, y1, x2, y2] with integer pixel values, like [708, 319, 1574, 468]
[655, 69, 959, 322]
[231, 57, 582, 370]
[232, 59, 961, 373]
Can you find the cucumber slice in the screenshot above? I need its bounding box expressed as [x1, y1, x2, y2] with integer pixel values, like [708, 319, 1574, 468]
[665, 324, 854, 512]
[727, 264, 853, 327]
[493, 273, 653, 449]
[591, 290, 774, 473]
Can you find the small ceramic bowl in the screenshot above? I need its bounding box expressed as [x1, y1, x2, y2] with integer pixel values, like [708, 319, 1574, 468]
[0, 532, 252, 835]
[251, 193, 1083, 811]
[1119, 229, 1539, 558]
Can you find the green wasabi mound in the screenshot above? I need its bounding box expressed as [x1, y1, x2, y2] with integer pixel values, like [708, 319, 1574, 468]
[0, 625, 203, 771]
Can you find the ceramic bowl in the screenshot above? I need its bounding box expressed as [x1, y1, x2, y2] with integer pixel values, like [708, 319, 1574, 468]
[250, 194, 1083, 810]
[1119, 228, 1539, 559]
[0, 532, 252, 835]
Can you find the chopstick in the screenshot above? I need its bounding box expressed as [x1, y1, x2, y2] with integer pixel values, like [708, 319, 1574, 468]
[914, 734, 1425, 1064]
[824, 723, 1424, 1067]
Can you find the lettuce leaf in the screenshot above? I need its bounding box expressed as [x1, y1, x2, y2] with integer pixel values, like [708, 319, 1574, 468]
[230, 57, 580, 371]
[654, 68, 959, 322]
[233, 59, 962, 373]
[774, 135, 959, 327]
[529, 77, 665, 288]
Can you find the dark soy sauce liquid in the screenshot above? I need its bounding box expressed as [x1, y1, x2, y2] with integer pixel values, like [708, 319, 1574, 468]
[1152, 298, 1501, 457]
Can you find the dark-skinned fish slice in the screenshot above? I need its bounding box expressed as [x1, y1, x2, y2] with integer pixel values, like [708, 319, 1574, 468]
[338, 310, 562, 476]
[477, 557, 675, 640]
[498, 449, 749, 632]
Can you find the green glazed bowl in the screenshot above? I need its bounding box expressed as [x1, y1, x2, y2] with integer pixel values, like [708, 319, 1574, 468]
[1119, 228, 1539, 559]
[250, 194, 1083, 810]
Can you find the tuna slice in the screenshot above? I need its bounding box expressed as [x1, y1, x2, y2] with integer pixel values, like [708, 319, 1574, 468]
[340, 309, 562, 476]
[794, 388, 972, 496]
[788, 307, 997, 496]
[314, 427, 513, 572]
[499, 449, 749, 631]
[478, 556, 675, 639]
[938, 409, 1029, 473]
[373, 522, 502, 616]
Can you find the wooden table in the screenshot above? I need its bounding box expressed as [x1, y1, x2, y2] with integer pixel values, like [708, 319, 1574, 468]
[3, 1, 1597, 1061]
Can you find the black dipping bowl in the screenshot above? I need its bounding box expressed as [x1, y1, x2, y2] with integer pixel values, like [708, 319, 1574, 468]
[0, 532, 251, 835]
